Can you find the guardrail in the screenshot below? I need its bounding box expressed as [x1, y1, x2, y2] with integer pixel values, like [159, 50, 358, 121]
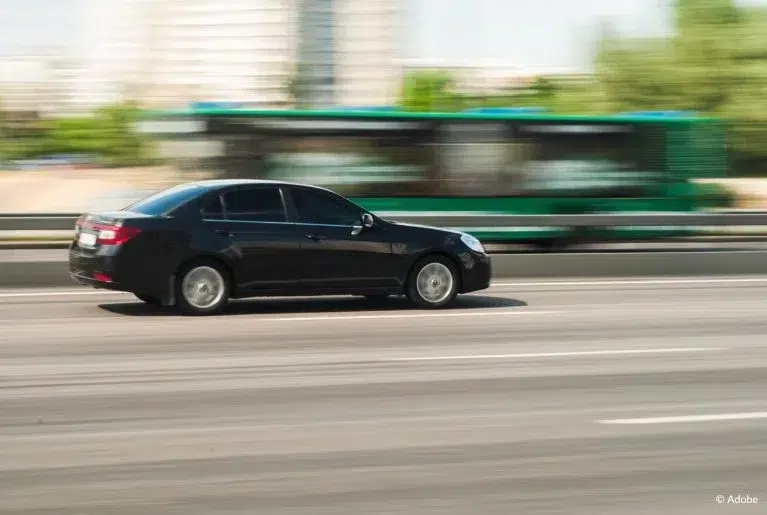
[377, 212, 767, 228]
[0, 214, 81, 231]
[2, 212, 767, 232]
[3, 249, 767, 288]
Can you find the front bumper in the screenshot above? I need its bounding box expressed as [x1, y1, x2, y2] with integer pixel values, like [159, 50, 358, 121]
[459, 251, 492, 293]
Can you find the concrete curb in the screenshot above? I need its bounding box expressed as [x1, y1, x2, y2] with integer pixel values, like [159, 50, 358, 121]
[2, 251, 767, 288]
[1, 261, 75, 288]
[494, 251, 767, 278]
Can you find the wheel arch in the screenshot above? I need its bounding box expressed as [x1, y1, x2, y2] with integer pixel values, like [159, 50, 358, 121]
[407, 250, 464, 293]
[174, 254, 236, 296]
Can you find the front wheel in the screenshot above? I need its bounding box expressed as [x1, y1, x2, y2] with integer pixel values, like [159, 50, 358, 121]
[407, 255, 459, 309]
[176, 260, 230, 316]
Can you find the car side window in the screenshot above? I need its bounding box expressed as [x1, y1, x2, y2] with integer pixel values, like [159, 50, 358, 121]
[223, 187, 286, 223]
[291, 188, 361, 226]
[201, 195, 224, 220]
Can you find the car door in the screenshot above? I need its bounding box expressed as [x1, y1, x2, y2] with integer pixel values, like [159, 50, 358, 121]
[287, 186, 398, 292]
[202, 185, 301, 292]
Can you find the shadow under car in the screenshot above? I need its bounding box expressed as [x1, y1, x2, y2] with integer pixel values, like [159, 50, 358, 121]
[97, 294, 528, 317]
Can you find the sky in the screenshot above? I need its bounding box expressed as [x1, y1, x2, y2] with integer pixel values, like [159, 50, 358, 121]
[0, 0, 81, 56]
[403, 0, 673, 71]
[1, 0, 766, 70]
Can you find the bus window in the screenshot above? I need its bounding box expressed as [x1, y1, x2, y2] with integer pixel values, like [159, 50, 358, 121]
[436, 122, 522, 196]
[514, 123, 663, 197]
[259, 134, 433, 197]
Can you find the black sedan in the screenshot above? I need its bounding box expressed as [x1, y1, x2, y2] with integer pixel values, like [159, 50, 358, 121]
[69, 180, 492, 315]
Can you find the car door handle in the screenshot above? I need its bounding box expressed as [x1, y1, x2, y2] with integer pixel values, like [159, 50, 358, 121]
[306, 233, 326, 242]
[216, 229, 233, 237]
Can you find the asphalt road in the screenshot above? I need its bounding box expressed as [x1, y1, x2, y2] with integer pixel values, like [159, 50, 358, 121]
[1, 277, 766, 514]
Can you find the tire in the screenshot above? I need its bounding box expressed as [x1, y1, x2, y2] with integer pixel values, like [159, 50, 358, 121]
[175, 259, 231, 316]
[135, 293, 162, 305]
[406, 254, 459, 309]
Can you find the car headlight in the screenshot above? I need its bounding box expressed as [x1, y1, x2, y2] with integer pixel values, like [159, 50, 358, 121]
[460, 233, 485, 253]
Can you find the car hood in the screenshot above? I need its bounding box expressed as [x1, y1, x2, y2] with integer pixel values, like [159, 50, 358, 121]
[387, 220, 462, 235]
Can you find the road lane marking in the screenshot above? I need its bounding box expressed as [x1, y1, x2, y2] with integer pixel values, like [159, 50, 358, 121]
[385, 347, 722, 362]
[2, 276, 767, 298]
[598, 412, 767, 425]
[0, 290, 126, 298]
[259, 310, 560, 322]
[0, 347, 725, 381]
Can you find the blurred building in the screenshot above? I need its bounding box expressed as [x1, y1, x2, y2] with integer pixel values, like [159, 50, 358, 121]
[334, 0, 403, 106]
[76, 0, 152, 110]
[136, 0, 301, 108]
[294, 0, 335, 108]
[0, 0, 403, 112]
[115, 0, 403, 109]
[295, 0, 403, 108]
[0, 50, 83, 116]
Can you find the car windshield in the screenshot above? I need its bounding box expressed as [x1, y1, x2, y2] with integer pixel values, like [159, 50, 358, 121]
[124, 183, 205, 215]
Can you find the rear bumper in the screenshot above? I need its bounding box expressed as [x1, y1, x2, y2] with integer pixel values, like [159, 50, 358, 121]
[69, 270, 128, 292]
[68, 244, 170, 299]
[69, 245, 122, 285]
[459, 251, 492, 293]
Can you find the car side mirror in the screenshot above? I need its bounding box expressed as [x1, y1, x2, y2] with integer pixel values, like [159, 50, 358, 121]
[351, 213, 375, 236]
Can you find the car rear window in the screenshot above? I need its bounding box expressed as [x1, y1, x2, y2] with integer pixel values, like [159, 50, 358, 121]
[124, 184, 205, 216]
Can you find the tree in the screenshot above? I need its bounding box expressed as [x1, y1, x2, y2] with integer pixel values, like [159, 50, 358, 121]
[91, 101, 152, 167]
[529, 77, 557, 100]
[286, 63, 309, 108]
[592, 0, 767, 174]
[0, 101, 153, 166]
[0, 100, 7, 162]
[398, 71, 462, 112]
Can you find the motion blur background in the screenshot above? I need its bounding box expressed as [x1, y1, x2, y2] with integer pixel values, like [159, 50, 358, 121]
[2, 0, 767, 217]
[2, 3, 767, 514]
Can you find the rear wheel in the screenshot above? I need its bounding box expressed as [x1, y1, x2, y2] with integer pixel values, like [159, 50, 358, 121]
[135, 293, 161, 305]
[407, 255, 459, 309]
[176, 260, 230, 316]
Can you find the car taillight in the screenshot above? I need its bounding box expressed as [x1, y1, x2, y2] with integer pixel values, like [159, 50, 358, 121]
[94, 225, 141, 245]
[93, 272, 113, 283]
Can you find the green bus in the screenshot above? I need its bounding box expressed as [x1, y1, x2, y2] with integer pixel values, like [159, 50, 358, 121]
[137, 107, 729, 246]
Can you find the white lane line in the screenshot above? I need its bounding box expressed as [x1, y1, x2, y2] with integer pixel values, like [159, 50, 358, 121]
[386, 347, 722, 362]
[3, 276, 767, 299]
[598, 412, 767, 425]
[0, 347, 725, 379]
[255, 310, 560, 322]
[492, 277, 767, 287]
[0, 290, 125, 298]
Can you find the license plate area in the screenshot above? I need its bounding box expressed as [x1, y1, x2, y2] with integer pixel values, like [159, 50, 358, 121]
[78, 231, 97, 248]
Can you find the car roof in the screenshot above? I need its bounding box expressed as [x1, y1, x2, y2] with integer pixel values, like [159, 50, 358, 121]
[187, 179, 337, 194]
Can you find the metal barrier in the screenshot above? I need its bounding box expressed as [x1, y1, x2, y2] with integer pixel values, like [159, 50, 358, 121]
[3, 250, 767, 288]
[375, 212, 767, 228]
[2, 212, 767, 232]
